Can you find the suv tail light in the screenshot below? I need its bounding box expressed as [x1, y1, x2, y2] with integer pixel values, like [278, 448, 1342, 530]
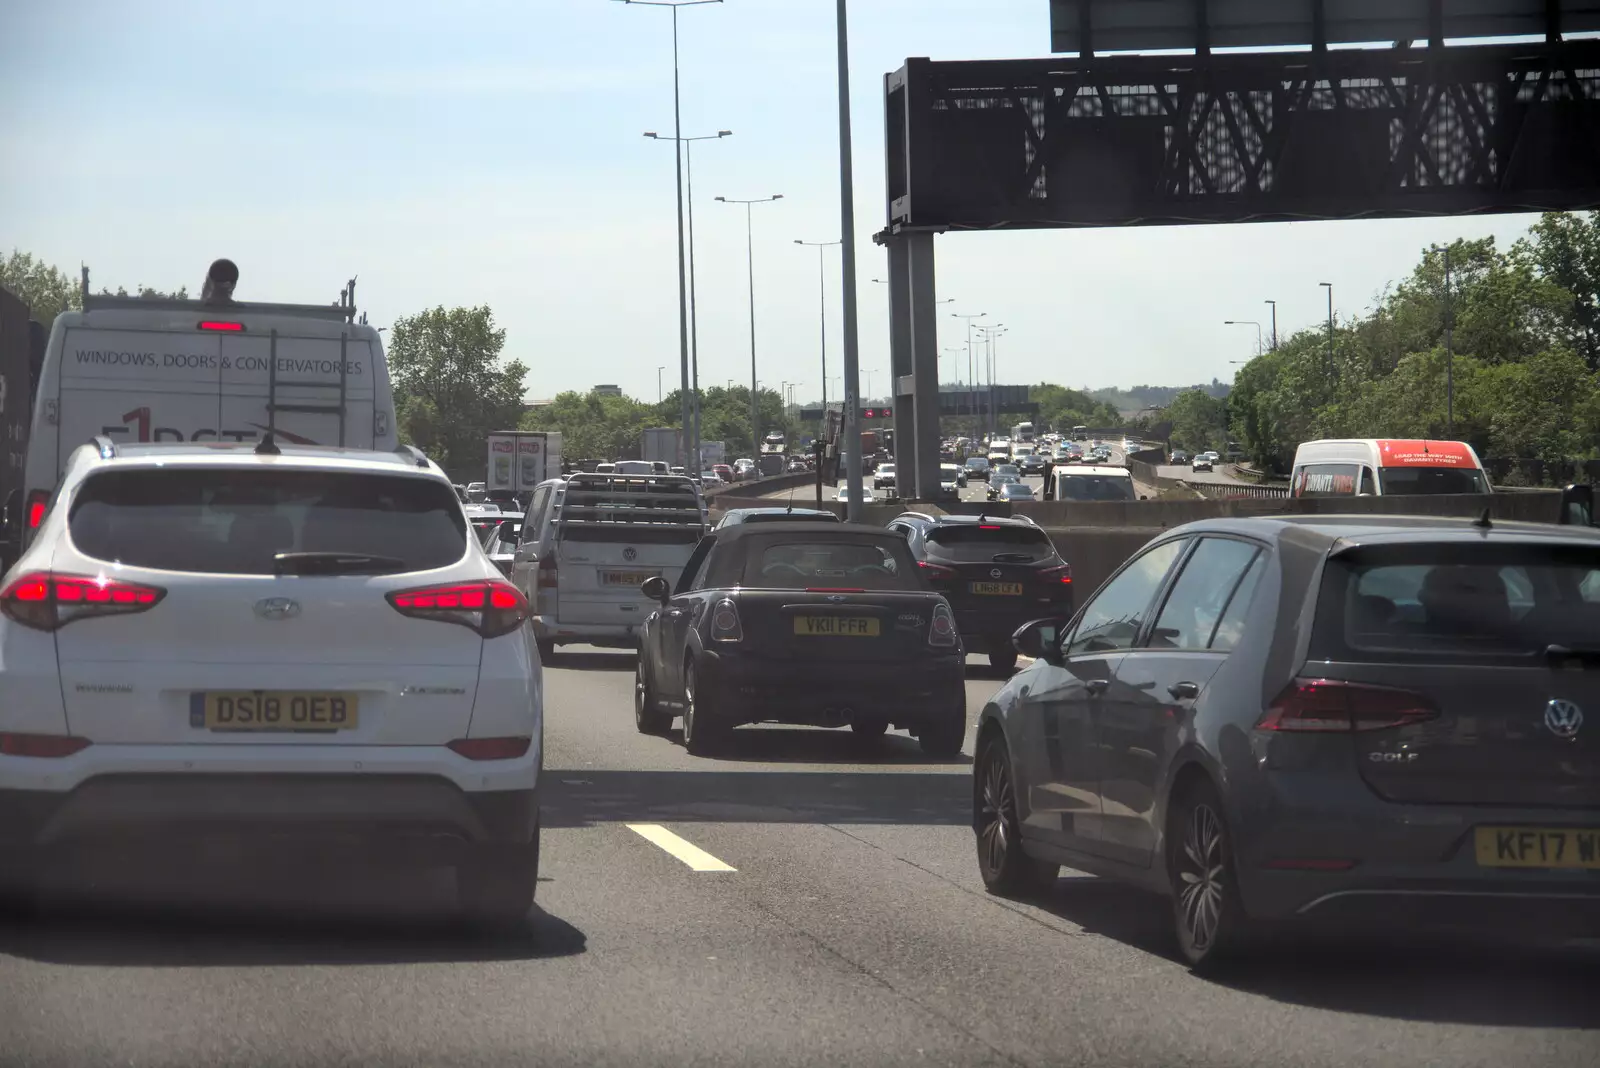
[1036, 564, 1072, 585]
[1, 572, 166, 632]
[25, 489, 50, 530]
[537, 557, 559, 589]
[710, 597, 743, 642]
[1257, 678, 1440, 733]
[918, 561, 955, 582]
[929, 601, 958, 648]
[388, 580, 528, 639]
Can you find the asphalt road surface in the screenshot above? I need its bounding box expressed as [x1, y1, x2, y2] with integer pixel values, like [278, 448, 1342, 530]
[2, 650, 1595, 1068]
[1153, 460, 1250, 486]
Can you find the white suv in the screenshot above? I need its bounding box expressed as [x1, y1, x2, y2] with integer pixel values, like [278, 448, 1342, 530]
[0, 437, 542, 921]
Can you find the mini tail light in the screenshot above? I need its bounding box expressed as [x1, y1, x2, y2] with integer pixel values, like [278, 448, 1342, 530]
[25, 489, 49, 530]
[0, 572, 166, 632]
[1036, 564, 1073, 585]
[447, 736, 532, 761]
[388, 580, 528, 639]
[1257, 678, 1440, 733]
[0, 733, 93, 758]
[929, 602, 958, 647]
[710, 597, 743, 642]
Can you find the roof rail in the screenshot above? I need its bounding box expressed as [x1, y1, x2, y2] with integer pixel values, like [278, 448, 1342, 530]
[80, 294, 356, 322]
[90, 435, 118, 460]
[396, 444, 431, 469]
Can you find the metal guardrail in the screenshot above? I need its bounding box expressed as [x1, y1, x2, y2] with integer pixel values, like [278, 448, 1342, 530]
[1185, 480, 1292, 500]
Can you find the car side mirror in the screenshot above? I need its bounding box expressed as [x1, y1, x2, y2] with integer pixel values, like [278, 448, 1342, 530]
[1012, 617, 1065, 665]
[1560, 484, 1595, 527]
[641, 575, 671, 603]
[1139, 495, 1149, 501]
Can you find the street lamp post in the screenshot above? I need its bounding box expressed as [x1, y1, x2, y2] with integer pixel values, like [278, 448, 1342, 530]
[616, 0, 723, 472]
[1264, 299, 1278, 350]
[976, 324, 1006, 438]
[1430, 245, 1455, 437]
[951, 312, 986, 436]
[1319, 282, 1335, 390]
[835, 0, 865, 520]
[657, 364, 665, 402]
[1223, 320, 1264, 356]
[796, 239, 841, 417]
[717, 194, 784, 456]
[645, 128, 731, 470]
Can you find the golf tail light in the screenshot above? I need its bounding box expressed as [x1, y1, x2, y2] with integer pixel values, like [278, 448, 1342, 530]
[0, 572, 166, 632]
[1257, 678, 1439, 733]
[929, 602, 958, 647]
[388, 580, 528, 639]
[710, 597, 742, 642]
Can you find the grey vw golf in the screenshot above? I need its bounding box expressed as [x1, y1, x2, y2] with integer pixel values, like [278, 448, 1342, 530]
[972, 515, 1600, 968]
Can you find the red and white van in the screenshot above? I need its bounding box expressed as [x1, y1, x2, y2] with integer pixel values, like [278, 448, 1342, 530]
[1289, 439, 1490, 497]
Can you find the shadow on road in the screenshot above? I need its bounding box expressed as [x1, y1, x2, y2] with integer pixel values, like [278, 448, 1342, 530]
[684, 725, 971, 768]
[548, 650, 636, 673]
[0, 861, 586, 968]
[543, 763, 969, 829]
[1034, 876, 1600, 1029]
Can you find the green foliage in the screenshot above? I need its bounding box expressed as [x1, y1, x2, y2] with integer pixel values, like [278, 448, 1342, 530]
[1, 250, 80, 324]
[521, 384, 793, 464]
[1089, 381, 1229, 411]
[1165, 389, 1229, 452]
[388, 305, 528, 477]
[1029, 383, 1121, 433]
[1229, 213, 1600, 475]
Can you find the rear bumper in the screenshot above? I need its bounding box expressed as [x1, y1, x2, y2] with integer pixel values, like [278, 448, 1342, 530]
[698, 649, 965, 728]
[531, 615, 642, 648]
[0, 775, 538, 861]
[1232, 771, 1600, 929]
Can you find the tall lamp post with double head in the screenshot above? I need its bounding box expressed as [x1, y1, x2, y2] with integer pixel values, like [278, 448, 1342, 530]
[1264, 299, 1279, 350]
[616, 0, 723, 470]
[951, 312, 987, 437]
[716, 193, 784, 455]
[645, 128, 730, 470]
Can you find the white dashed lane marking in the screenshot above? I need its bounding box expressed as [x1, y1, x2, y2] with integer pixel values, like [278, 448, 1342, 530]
[627, 824, 738, 872]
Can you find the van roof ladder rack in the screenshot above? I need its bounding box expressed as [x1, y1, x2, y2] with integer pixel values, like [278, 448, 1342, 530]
[264, 328, 350, 447]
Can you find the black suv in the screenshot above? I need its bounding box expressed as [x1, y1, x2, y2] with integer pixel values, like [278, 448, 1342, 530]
[1017, 453, 1049, 476]
[886, 513, 1074, 671]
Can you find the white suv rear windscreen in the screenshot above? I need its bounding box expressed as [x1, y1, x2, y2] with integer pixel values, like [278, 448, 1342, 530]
[68, 469, 466, 575]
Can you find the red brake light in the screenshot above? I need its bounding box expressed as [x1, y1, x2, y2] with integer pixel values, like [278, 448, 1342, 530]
[929, 602, 958, 648]
[1257, 679, 1439, 733]
[26, 489, 49, 530]
[387, 580, 528, 639]
[0, 732, 92, 758]
[0, 572, 166, 632]
[1036, 564, 1072, 585]
[710, 597, 743, 642]
[447, 736, 532, 761]
[197, 320, 245, 331]
[979, 524, 1002, 530]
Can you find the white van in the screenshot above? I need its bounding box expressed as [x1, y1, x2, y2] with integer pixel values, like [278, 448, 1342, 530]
[1044, 464, 1136, 502]
[512, 472, 708, 655]
[1290, 439, 1490, 497]
[19, 261, 397, 541]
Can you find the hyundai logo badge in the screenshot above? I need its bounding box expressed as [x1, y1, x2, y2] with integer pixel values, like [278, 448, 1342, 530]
[254, 598, 301, 621]
[1544, 698, 1583, 739]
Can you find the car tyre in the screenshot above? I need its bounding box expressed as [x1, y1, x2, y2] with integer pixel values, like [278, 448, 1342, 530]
[634, 656, 671, 735]
[458, 830, 539, 928]
[681, 660, 727, 757]
[988, 647, 1019, 673]
[918, 706, 966, 757]
[974, 733, 1058, 897]
[1168, 778, 1258, 971]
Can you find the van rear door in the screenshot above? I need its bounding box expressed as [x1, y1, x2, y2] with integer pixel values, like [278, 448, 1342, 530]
[553, 475, 706, 629]
[219, 330, 378, 448]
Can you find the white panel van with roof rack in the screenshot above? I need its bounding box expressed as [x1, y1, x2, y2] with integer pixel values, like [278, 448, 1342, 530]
[16, 260, 398, 546]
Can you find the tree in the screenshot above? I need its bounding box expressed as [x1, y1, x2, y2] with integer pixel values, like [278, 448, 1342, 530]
[387, 305, 528, 478]
[1165, 389, 1228, 452]
[1514, 211, 1600, 369]
[0, 250, 79, 324]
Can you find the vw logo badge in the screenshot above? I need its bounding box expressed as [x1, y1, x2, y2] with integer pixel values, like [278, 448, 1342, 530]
[254, 598, 301, 621]
[827, 594, 847, 603]
[1544, 699, 1583, 739]
[623, 547, 638, 562]
[990, 568, 1003, 578]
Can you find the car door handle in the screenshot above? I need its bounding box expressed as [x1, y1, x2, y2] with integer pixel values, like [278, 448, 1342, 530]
[1168, 681, 1201, 700]
[666, 608, 684, 618]
[1084, 678, 1110, 695]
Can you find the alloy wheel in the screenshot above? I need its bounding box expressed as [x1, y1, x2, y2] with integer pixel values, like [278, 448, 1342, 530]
[978, 747, 1013, 878]
[1176, 801, 1226, 954]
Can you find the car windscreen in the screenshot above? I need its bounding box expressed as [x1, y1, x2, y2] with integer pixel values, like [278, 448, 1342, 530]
[1378, 466, 1488, 495]
[1310, 542, 1600, 663]
[68, 468, 467, 575]
[925, 524, 1054, 563]
[1055, 474, 1136, 502]
[965, 458, 989, 470]
[742, 537, 920, 591]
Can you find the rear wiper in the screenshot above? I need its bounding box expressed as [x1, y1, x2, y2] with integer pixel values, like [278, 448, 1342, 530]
[1544, 644, 1600, 667]
[992, 553, 1037, 563]
[272, 552, 407, 576]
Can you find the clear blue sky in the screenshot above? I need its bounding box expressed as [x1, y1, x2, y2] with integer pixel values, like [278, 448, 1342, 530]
[0, 0, 1547, 404]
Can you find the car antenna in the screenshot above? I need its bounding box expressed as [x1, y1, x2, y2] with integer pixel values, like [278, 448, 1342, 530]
[255, 432, 281, 456]
[1472, 506, 1492, 529]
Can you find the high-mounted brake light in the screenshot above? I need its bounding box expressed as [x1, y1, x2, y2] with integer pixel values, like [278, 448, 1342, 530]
[979, 524, 1003, 530]
[0, 572, 166, 632]
[1257, 679, 1439, 733]
[197, 321, 245, 332]
[710, 597, 743, 642]
[448, 736, 532, 761]
[25, 489, 49, 530]
[387, 580, 528, 639]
